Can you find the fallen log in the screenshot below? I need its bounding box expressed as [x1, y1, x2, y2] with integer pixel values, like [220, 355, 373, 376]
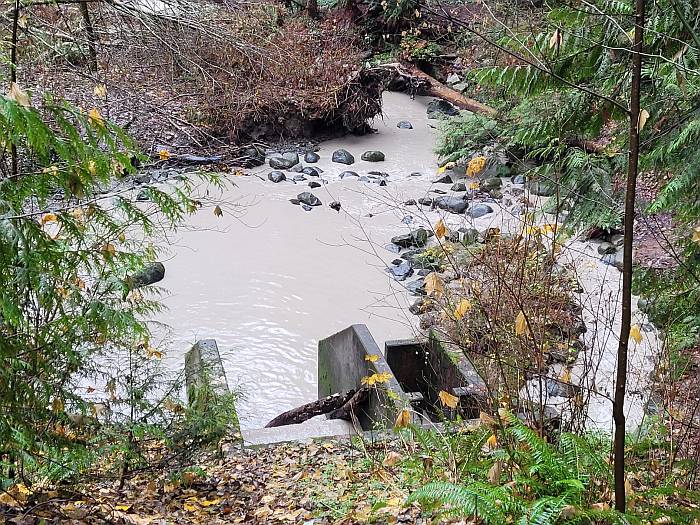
[328, 386, 369, 421]
[265, 390, 356, 428]
[375, 62, 498, 117]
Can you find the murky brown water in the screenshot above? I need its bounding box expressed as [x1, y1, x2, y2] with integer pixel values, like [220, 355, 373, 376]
[157, 92, 448, 429]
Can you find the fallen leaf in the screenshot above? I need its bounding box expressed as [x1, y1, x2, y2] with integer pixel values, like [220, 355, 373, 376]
[487, 460, 502, 484]
[41, 213, 58, 225]
[361, 372, 392, 386]
[8, 83, 30, 107]
[514, 310, 528, 337]
[88, 108, 104, 128]
[364, 354, 379, 362]
[454, 298, 472, 320]
[434, 219, 447, 239]
[438, 390, 459, 408]
[213, 205, 223, 217]
[638, 109, 650, 131]
[394, 408, 410, 429]
[630, 324, 642, 344]
[94, 84, 107, 98]
[425, 272, 444, 298]
[159, 149, 170, 160]
[114, 504, 131, 511]
[382, 451, 402, 467]
[485, 434, 498, 450]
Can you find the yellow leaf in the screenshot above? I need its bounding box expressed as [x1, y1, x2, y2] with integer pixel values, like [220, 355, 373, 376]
[51, 397, 64, 413]
[213, 205, 223, 217]
[43, 165, 59, 176]
[361, 372, 392, 386]
[486, 434, 498, 449]
[8, 82, 30, 107]
[454, 298, 472, 320]
[438, 390, 459, 408]
[468, 181, 480, 190]
[630, 324, 643, 344]
[41, 213, 58, 225]
[87, 160, 97, 176]
[434, 219, 447, 239]
[88, 108, 104, 128]
[514, 310, 528, 336]
[638, 109, 650, 131]
[200, 498, 221, 507]
[114, 504, 131, 511]
[159, 149, 170, 160]
[364, 354, 379, 362]
[394, 408, 410, 428]
[437, 165, 446, 174]
[425, 272, 444, 298]
[561, 369, 572, 384]
[549, 28, 562, 49]
[466, 156, 486, 177]
[100, 243, 116, 258]
[118, 232, 126, 243]
[93, 84, 107, 98]
[183, 502, 198, 512]
[691, 226, 700, 245]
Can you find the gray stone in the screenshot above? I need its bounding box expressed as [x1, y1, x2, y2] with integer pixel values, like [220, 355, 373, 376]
[427, 99, 460, 119]
[292, 174, 306, 182]
[404, 199, 417, 206]
[332, 149, 355, 165]
[301, 204, 313, 212]
[289, 198, 300, 205]
[308, 181, 321, 188]
[304, 151, 320, 163]
[269, 152, 299, 169]
[451, 182, 467, 192]
[446, 73, 461, 85]
[243, 146, 265, 167]
[468, 203, 494, 218]
[433, 174, 453, 184]
[406, 278, 426, 296]
[431, 189, 447, 195]
[461, 227, 480, 245]
[297, 192, 322, 207]
[489, 189, 503, 200]
[361, 150, 385, 162]
[602, 250, 624, 271]
[268, 171, 286, 183]
[131, 262, 165, 288]
[418, 197, 433, 206]
[302, 167, 320, 177]
[330, 201, 341, 212]
[359, 176, 370, 183]
[409, 298, 425, 315]
[409, 171, 422, 177]
[511, 174, 527, 185]
[386, 259, 413, 281]
[135, 174, 152, 184]
[447, 231, 460, 243]
[136, 189, 150, 202]
[610, 234, 625, 247]
[480, 177, 503, 192]
[526, 180, 557, 197]
[391, 228, 429, 248]
[397, 121, 413, 129]
[339, 171, 359, 179]
[435, 196, 468, 214]
[597, 241, 616, 255]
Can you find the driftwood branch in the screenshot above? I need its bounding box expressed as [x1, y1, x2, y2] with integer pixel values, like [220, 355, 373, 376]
[265, 390, 356, 428]
[328, 386, 369, 421]
[375, 62, 498, 117]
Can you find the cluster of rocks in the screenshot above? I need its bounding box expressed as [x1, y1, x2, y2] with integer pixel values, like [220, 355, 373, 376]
[596, 232, 625, 271]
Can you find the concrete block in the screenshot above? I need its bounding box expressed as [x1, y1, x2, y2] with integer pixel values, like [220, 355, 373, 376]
[184, 339, 229, 405]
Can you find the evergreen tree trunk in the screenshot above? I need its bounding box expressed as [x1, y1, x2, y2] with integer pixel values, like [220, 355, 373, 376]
[306, 0, 319, 19]
[614, 0, 646, 513]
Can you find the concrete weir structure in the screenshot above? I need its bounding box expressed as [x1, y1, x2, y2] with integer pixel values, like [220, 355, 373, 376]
[184, 339, 230, 405]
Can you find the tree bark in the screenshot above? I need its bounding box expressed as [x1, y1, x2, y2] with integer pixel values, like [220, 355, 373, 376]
[305, 0, 319, 19]
[613, 0, 645, 513]
[79, 2, 98, 71]
[328, 386, 369, 421]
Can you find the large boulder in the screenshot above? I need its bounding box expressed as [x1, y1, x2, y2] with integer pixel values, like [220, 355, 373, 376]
[297, 192, 322, 207]
[302, 167, 320, 177]
[435, 196, 469, 214]
[268, 171, 286, 183]
[480, 177, 503, 192]
[468, 203, 494, 218]
[269, 152, 299, 170]
[339, 171, 359, 179]
[131, 262, 165, 288]
[391, 228, 429, 248]
[361, 150, 385, 162]
[526, 180, 557, 197]
[332, 149, 355, 165]
[304, 152, 320, 163]
[427, 99, 460, 119]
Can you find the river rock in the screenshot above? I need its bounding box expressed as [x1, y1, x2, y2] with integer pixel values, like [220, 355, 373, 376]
[433, 173, 453, 184]
[359, 176, 370, 183]
[610, 233, 624, 247]
[435, 196, 468, 214]
[409, 172, 422, 177]
[289, 198, 300, 205]
[302, 167, 320, 177]
[243, 146, 265, 167]
[468, 203, 494, 218]
[409, 298, 425, 315]
[361, 150, 385, 162]
[480, 177, 503, 192]
[304, 152, 320, 163]
[332, 149, 355, 165]
[526, 180, 557, 197]
[431, 189, 447, 195]
[292, 174, 306, 182]
[597, 241, 616, 255]
[136, 189, 150, 201]
[461, 227, 480, 245]
[135, 173, 152, 184]
[302, 204, 313, 212]
[418, 197, 433, 206]
[397, 121, 413, 129]
[427, 99, 459, 119]
[511, 174, 527, 185]
[451, 182, 467, 192]
[447, 231, 460, 243]
[330, 201, 341, 212]
[446, 73, 461, 85]
[308, 181, 321, 188]
[268, 171, 286, 183]
[288, 164, 304, 173]
[269, 152, 299, 169]
[404, 199, 417, 206]
[340, 171, 359, 179]
[489, 189, 503, 200]
[297, 192, 322, 207]
[131, 262, 165, 288]
[406, 278, 426, 296]
[387, 259, 413, 281]
[391, 228, 429, 248]
[602, 251, 624, 271]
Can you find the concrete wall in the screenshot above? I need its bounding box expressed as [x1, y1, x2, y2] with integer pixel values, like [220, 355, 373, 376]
[318, 324, 408, 430]
[184, 339, 230, 405]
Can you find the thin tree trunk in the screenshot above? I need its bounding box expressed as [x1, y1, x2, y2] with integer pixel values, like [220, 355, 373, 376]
[10, 0, 20, 179]
[613, 0, 645, 513]
[305, 0, 319, 19]
[79, 2, 98, 71]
